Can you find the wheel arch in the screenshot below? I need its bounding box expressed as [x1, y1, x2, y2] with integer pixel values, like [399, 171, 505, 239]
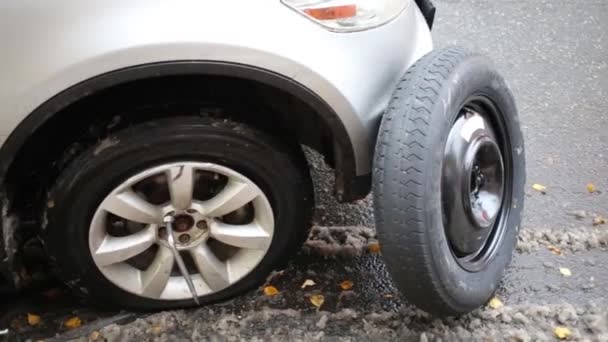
[0, 61, 368, 286]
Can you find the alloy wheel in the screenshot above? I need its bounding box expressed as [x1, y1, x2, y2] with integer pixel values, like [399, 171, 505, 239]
[88, 162, 274, 301]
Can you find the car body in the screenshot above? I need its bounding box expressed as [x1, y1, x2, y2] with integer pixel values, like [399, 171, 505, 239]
[0, 0, 434, 290]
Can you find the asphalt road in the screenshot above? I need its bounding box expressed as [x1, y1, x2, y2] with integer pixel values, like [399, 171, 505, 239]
[2, 0, 607, 341]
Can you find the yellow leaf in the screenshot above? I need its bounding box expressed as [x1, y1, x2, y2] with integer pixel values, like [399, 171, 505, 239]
[587, 183, 597, 193]
[89, 331, 101, 340]
[310, 294, 325, 309]
[554, 326, 571, 340]
[559, 268, 572, 277]
[488, 297, 504, 309]
[64, 316, 82, 329]
[593, 216, 606, 226]
[263, 286, 279, 296]
[339, 280, 354, 290]
[532, 183, 547, 193]
[547, 245, 562, 256]
[27, 313, 40, 326]
[368, 242, 381, 254]
[301, 279, 316, 289]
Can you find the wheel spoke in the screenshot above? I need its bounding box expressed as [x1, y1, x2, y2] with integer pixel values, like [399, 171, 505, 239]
[190, 244, 230, 291]
[167, 165, 195, 211]
[202, 180, 259, 217]
[227, 249, 266, 280]
[101, 190, 162, 224]
[92, 226, 157, 266]
[210, 221, 271, 250]
[141, 245, 174, 297]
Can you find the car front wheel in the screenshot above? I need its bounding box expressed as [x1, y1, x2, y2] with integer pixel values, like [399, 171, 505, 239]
[45, 117, 313, 310]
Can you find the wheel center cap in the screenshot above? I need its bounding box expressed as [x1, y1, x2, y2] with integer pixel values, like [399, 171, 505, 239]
[173, 214, 194, 232]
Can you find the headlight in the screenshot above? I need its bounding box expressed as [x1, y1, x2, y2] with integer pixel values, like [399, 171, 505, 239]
[281, 0, 409, 32]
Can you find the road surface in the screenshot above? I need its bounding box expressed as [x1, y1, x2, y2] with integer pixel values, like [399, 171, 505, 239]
[1, 0, 607, 340]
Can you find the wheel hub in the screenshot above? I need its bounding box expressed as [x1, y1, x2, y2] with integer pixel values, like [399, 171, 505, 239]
[442, 110, 505, 256]
[161, 209, 210, 248]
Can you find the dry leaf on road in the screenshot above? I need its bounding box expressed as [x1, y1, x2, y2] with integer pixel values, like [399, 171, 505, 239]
[532, 183, 547, 194]
[547, 245, 562, 256]
[586, 183, 597, 193]
[64, 316, 82, 329]
[368, 242, 381, 254]
[559, 267, 572, 277]
[339, 280, 354, 290]
[27, 313, 40, 326]
[593, 216, 606, 226]
[554, 326, 571, 340]
[488, 297, 504, 309]
[310, 294, 325, 309]
[301, 279, 316, 289]
[263, 286, 279, 296]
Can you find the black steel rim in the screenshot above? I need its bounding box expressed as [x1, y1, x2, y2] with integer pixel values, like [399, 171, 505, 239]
[441, 96, 513, 272]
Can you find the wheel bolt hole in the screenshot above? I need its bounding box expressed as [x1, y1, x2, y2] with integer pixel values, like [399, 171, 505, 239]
[196, 220, 208, 230]
[178, 234, 191, 243]
[186, 209, 197, 214]
[158, 227, 167, 239]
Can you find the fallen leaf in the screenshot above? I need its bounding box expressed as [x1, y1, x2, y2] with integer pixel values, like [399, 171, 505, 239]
[554, 326, 571, 340]
[559, 267, 572, 277]
[263, 286, 279, 296]
[547, 245, 562, 256]
[64, 316, 82, 329]
[368, 242, 381, 254]
[310, 294, 325, 309]
[587, 183, 597, 193]
[488, 297, 504, 309]
[27, 313, 40, 326]
[532, 183, 547, 194]
[301, 279, 316, 289]
[339, 280, 354, 290]
[383, 293, 394, 299]
[593, 216, 606, 226]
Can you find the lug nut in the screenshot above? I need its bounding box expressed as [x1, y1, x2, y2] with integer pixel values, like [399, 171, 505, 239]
[196, 220, 208, 230]
[179, 234, 191, 243]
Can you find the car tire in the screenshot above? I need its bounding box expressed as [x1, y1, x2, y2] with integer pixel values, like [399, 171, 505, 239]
[373, 47, 525, 316]
[45, 116, 313, 310]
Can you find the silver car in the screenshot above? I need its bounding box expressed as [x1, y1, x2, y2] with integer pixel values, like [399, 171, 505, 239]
[0, 0, 525, 316]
